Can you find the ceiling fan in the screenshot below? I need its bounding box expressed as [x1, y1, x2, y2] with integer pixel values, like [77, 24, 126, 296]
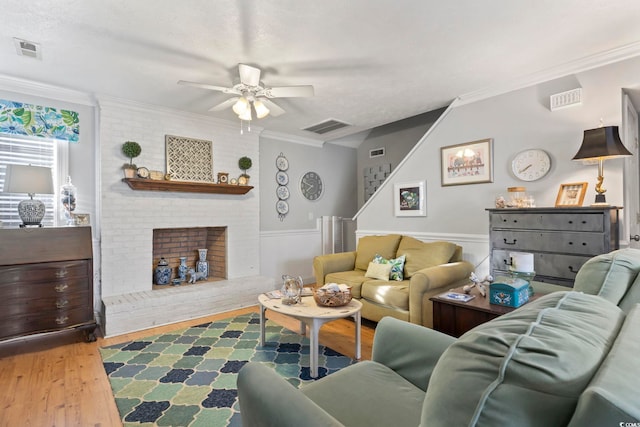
[178, 64, 314, 120]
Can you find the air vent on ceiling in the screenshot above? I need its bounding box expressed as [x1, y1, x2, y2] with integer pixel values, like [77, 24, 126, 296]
[550, 88, 582, 111]
[13, 38, 42, 59]
[303, 119, 351, 135]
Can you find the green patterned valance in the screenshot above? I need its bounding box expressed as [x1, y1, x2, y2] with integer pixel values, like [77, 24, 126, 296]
[0, 98, 79, 143]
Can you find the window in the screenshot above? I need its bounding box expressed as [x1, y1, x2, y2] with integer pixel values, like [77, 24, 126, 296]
[0, 134, 67, 227]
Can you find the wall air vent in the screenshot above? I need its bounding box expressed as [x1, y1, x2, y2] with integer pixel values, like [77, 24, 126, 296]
[13, 38, 42, 59]
[303, 119, 351, 135]
[369, 147, 385, 158]
[550, 88, 582, 111]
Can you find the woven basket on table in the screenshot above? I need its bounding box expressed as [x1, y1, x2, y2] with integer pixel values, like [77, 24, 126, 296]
[313, 287, 352, 307]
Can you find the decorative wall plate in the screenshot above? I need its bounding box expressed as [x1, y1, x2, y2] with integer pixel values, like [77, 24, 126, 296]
[165, 135, 213, 182]
[276, 153, 289, 171]
[276, 170, 289, 185]
[276, 185, 290, 200]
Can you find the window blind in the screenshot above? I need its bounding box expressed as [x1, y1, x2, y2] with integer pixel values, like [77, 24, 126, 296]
[0, 134, 56, 227]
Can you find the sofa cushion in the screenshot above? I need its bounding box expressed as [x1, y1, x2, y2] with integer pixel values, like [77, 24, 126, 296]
[364, 262, 391, 281]
[422, 292, 625, 427]
[354, 234, 402, 271]
[397, 237, 457, 278]
[573, 248, 640, 305]
[302, 360, 424, 427]
[373, 254, 406, 281]
[325, 270, 366, 298]
[568, 303, 640, 426]
[360, 280, 409, 310]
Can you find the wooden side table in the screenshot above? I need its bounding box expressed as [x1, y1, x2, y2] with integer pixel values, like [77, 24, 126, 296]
[430, 284, 540, 337]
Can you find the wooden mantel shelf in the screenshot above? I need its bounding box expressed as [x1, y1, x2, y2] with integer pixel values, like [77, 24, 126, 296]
[122, 178, 253, 195]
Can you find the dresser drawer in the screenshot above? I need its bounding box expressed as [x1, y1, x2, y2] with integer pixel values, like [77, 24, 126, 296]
[0, 305, 94, 341]
[0, 260, 90, 284]
[492, 250, 590, 281]
[0, 278, 90, 305]
[491, 230, 607, 255]
[0, 288, 90, 318]
[490, 212, 605, 232]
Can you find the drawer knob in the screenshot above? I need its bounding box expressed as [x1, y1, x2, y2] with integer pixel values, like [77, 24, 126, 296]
[568, 220, 573, 224]
[55, 269, 68, 278]
[503, 238, 517, 245]
[56, 299, 69, 308]
[54, 284, 69, 292]
[568, 266, 579, 273]
[55, 316, 69, 325]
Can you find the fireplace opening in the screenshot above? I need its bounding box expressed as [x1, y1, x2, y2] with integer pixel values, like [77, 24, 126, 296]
[152, 227, 227, 289]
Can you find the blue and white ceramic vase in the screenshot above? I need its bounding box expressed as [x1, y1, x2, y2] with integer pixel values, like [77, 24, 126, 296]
[196, 248, 209, 278]
[154, 257, 171, 285]
[178, 256, 188, 281]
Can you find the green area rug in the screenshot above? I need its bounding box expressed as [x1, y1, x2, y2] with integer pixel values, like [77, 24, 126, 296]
[100, 312, 355, 426]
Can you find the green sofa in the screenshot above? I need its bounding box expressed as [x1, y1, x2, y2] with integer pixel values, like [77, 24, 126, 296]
[313, 234, 474, 327]
[239, 248, 640, 426]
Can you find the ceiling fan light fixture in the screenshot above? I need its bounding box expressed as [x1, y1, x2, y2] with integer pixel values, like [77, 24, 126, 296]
[238, 108, 252, 121]
[253, 100, 270, 119]
[232, 97, 249, 115]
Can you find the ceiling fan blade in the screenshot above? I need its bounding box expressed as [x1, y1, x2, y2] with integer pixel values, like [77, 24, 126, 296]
[178, 80, 241, 95]
[238, 64, 261, 86]
[260, 99, 286, 117]
[209, 97, 240, 112]
[264, 85, 314, 98]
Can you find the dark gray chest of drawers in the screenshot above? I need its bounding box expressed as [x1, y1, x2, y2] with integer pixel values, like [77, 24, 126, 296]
[0, 227, 97, 342]
[486, 207, 621, 287]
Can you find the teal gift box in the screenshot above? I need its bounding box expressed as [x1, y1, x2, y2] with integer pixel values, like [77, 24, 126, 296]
[489, 276, 530, 307]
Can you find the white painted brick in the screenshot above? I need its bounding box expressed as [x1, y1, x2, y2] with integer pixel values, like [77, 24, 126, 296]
[99, 99, 262, 331]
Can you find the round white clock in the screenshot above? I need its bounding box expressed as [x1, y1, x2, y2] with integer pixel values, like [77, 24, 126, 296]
[300, 171, 323, 201]
[511, 149, 551, 181]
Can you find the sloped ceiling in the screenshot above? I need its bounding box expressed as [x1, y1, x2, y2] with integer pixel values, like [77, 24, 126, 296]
[2, 0, 640, 144]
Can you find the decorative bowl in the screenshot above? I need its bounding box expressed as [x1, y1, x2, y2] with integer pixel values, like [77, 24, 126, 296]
[313, 287, 352, 307]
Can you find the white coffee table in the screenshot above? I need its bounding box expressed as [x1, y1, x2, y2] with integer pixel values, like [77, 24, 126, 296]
[258, 293, 362, 378]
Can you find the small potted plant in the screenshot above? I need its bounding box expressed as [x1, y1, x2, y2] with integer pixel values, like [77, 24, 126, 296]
[238, 156, 252, 185]
[121, 141, 141, 178]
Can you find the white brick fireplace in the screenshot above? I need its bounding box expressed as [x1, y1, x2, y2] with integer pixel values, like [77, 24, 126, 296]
[98, 98, 274, 336]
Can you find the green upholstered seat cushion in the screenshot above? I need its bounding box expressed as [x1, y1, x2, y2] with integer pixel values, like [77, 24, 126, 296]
[354, 234, 402, 271]
[396, 237, 457, 278]
[568, 303, 640, 426]
[360, 280, 409, 310]
[422, 292, 625, 427]
[302, 360, 424, 427]
[325, 270, 367, 298]
[573, 248, 640, 305]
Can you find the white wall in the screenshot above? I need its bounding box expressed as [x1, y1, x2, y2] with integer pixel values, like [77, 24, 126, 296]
[356, 56, 640, 269]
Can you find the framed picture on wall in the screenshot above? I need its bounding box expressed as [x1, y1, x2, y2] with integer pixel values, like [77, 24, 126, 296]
[441, 138, 494, 186]
[555, 182, 588, 207]
[394, 181, 426, 217]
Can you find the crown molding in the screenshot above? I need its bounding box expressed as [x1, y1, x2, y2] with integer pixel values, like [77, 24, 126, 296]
[457, 40, 640, 106]
[96, 95, 263, 133]
[260, 130, 325, 147]
[0, 73, 97, 106]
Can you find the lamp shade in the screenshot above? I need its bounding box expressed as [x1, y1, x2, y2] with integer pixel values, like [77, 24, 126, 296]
[572, 126, 632, 161]
[2, 164, 54, 195]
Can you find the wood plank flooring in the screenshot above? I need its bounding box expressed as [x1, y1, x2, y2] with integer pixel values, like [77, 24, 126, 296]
[0, 305, 376, 427]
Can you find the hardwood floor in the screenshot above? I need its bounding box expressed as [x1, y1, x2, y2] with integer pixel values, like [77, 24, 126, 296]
[0, 305, 376, 427]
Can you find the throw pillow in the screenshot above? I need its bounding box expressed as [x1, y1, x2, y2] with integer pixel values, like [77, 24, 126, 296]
[373, 254, 406, 281]
[364, 262, 392, 281]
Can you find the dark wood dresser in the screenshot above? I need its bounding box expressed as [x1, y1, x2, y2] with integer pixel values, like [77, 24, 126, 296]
[0, 227, 97, 342]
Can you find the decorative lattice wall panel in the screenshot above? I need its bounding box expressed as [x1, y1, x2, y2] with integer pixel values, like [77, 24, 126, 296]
[165, 135, 213, 182]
